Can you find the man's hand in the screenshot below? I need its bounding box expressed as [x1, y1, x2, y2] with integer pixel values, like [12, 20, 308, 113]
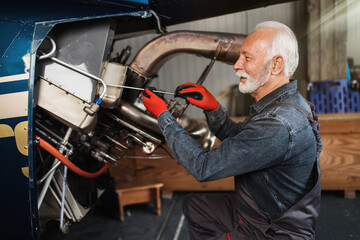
[175, 82, 219, 111]
[142, 88, 168, 118]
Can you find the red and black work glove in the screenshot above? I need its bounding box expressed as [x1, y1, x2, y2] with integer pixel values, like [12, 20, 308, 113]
[142, 87, 168, 118]
[175, 82, 219, 111]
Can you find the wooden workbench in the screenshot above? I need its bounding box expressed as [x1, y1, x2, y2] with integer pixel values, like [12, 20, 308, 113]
[317, 113, 360, 198]
[109, 113, 360, 198]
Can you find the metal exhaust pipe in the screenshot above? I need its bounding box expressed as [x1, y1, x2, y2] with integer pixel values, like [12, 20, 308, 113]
[129, 30, 246, 78]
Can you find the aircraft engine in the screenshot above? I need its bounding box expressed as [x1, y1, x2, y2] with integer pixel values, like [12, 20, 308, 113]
[34, 19, 245, 233]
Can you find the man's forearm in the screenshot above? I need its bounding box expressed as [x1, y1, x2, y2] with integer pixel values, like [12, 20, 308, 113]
[158, 111, 208, 181]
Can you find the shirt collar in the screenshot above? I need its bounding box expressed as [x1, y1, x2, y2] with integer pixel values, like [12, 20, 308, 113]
[251, 79, 298, 113]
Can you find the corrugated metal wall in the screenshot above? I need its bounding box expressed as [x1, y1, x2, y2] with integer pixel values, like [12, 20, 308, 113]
[112, 1, 306, 118]
[347, 0, 360, 64]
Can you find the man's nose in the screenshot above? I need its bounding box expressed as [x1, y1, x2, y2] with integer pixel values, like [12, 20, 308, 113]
[233, 56, 244, 71]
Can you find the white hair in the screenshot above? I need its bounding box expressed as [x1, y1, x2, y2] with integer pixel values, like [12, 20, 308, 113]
[254, 21, 299, 77]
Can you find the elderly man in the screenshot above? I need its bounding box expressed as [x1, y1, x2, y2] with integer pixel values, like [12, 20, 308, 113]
[142, 21, 322, 239]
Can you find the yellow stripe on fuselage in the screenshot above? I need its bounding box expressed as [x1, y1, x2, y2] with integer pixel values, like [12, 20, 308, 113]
[0, 73, 29, 120]
[0, 91, 28, 120]
[0, 73, 29, 83]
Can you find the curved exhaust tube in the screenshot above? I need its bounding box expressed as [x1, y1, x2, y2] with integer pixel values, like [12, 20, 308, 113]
[117, 101, 162, 135]
[129, 30, 246, 78]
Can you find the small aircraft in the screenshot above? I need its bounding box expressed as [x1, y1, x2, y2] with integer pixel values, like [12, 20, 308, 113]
[0, 0, 292, 239]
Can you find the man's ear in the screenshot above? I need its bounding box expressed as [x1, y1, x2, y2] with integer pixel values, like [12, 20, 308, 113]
[271, 55, 284, 75]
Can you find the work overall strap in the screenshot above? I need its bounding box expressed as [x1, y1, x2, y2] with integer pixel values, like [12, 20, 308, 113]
[231, 101, 323, 240]
[274, 101, 323, 158]
[269, 100, 323, 239]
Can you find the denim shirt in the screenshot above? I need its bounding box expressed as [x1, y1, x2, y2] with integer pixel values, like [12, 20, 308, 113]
[158, 80, 317, 219]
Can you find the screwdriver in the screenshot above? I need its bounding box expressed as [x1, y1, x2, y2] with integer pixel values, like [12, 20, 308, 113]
[106, 83, 175, 95]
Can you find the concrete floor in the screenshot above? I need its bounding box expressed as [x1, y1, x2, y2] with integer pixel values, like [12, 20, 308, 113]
[42, 186, 360, 240]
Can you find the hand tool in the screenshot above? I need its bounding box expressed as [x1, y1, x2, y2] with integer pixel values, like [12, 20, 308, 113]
[106, 83, 174, 95]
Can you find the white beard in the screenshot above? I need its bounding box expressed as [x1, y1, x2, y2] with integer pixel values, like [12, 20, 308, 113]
[236, 63, 271, 94]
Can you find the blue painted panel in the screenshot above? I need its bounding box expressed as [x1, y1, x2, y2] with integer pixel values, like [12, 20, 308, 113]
[0, 80, 28, 94]
[120, 0, 149, 4]
[0, 23, 33, 77]
[0, 17, 34, 239]
[0, 1, 149, 23]
[0, 22, 23, 57]
[0, 116, 32, 240]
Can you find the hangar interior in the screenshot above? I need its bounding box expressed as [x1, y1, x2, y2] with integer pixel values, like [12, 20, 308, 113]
[29, 0, 360, 239]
